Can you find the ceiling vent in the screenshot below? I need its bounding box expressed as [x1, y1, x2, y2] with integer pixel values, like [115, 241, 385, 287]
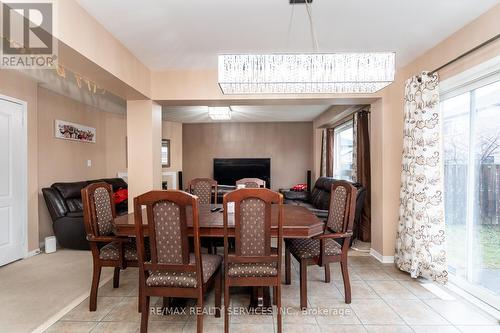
[289, 0, 313, 4]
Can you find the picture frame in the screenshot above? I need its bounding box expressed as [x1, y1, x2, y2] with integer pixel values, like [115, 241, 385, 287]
[54, 119, 96, 143]
[161, 139, 171, 167]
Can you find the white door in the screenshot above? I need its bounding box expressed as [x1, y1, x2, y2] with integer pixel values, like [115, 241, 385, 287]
[0, 97, 26, 266]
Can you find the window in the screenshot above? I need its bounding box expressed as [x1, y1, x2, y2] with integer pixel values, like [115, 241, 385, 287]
[161, 139, 170, 167]
[333, 120, 354, 180]
[442, 66, 500, 310]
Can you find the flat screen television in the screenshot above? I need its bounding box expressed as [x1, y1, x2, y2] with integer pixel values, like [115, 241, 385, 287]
[213, 158, 271, 188]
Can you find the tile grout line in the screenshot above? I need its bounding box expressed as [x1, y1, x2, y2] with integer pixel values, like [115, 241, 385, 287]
[34, 273, 115, 333]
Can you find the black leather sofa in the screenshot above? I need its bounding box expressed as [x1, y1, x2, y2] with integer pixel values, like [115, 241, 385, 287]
[42, 178, 128, 250]
[282, 177, 367, 240]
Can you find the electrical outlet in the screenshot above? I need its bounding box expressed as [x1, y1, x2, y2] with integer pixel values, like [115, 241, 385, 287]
[87, 160, 92, 167]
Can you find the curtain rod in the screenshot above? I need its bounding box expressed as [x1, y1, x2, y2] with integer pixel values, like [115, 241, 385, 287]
[428, 33, 500, 76]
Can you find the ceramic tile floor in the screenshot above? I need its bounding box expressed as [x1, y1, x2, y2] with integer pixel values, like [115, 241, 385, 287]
[44, 255, 500, 333]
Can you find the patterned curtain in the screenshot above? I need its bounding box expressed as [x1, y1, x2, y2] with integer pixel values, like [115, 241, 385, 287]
[395, 72, 448, 283]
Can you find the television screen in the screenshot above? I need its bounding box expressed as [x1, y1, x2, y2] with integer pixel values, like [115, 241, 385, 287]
[213, 158, 270, 188]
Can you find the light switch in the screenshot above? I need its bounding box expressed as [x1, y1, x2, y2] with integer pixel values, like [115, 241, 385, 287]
[87, 160, 92, 167]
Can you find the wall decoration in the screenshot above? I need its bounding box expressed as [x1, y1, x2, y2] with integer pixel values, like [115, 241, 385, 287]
[162, 139, 171, 167]
[55, 120, 96, 143]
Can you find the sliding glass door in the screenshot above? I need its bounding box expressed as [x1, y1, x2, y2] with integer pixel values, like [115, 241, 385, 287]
[442, 79, 500, 309]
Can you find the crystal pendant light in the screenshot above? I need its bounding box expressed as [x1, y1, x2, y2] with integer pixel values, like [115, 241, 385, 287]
[217, 1, 395, 94]
[218, 53, 395, 94]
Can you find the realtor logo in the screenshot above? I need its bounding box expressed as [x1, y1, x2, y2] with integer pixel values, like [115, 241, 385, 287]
[1, 1, 57, 68]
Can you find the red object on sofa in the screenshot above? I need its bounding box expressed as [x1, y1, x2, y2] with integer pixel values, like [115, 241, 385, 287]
[113, 188, 128, 204]
[291, 184, 307, 191]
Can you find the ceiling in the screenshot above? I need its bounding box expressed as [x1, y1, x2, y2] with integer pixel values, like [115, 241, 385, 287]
[77, 0, 499, 70]
[162, 105, 335, 123]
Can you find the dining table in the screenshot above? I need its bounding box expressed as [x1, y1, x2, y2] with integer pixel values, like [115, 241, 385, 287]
[112, 203, 325, 310]
[113, 203, 325, 239]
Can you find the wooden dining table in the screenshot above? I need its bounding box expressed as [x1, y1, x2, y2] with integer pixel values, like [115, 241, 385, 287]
[113, 203, 325, 239]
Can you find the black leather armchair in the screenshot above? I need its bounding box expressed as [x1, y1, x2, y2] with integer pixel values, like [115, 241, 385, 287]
[282, 177, 366, 241]
[42, 178, 128, 250]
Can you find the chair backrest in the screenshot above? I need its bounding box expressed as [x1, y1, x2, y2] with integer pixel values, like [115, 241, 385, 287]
[188, 178, 217, 204]
[223, 188, 283, 265]
[134, 190, 202, 286]
[236, 178, 266, 188]
[325, 181, 357, 234]
[81, 182, 116, 238]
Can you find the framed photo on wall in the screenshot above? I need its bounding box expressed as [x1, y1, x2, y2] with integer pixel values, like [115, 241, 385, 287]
[54, 120, 96, 143]
[161, 139, 170, 167]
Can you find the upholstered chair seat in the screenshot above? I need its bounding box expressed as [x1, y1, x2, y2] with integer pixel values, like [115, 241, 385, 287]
[286, 238, 341, 259]
[99, 241, 138, 261]
[146, 254, 222, 288]
[227, 262, 278, 278]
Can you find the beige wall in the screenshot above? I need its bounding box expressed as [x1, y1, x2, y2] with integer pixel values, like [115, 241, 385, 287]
[162, 121, 183, 172]
[0, 70, 39, 252]
[55, 0, 151, 98]
[182, 122, 313, 191]
[126, 100, 163, 211]
[37, 88, 127, 241]
[370, 4, 500, 256]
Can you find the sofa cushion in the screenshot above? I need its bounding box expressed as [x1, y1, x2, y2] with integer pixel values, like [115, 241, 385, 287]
[52, 181, 88, 200]
[66, 198, 83, 213]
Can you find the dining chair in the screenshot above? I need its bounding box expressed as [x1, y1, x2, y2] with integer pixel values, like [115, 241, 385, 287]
[188, 178, 220, 254]
[188, 178, 218, 204]
[223, 188, 284, 333]
[134, 190, 222, 333]
[284, 181, 357, 309]
[236, 178, 266, 188]
[81, 182, 138, 311]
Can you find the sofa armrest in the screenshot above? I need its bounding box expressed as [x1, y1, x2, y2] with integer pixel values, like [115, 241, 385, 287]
[42, 187, 68, 221]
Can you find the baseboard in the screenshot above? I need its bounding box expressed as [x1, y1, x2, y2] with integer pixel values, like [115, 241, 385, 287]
[370, 248, 395, 263]
[25, 248, 41, 258]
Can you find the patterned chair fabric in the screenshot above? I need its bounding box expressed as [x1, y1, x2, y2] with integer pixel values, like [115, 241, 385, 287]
[94, 187, 114, 236]
[192, 181, 213, 205]
[227, 262, 278, 277]
[286, 238, 342, 259]
[152, 201, 184, 264]
[240, 198, 266, 256]
[99, 241, 138, 261]
[326, 186, 348, 233]
[146, 254, 222, 288]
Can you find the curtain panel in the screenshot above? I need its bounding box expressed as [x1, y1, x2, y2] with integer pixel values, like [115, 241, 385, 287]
[352, 110, 371, 242]
[326, 128, 334, 177]
[320, 129, 327, 177]
[395, 73, 448, 283]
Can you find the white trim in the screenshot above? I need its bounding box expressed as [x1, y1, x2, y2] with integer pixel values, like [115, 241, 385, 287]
[369, 248, 394, 263]
[0, 94, 29, 261]
[440, 55, 500, 99]
[25, 248, 41, 258]
[31, 274, 114, 333]
[447, 281, 500, 320]
[448, 274, 500, 313]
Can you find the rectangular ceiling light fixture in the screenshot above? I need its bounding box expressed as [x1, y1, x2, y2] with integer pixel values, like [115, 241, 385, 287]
[218, 53, 396, 94]
[208, 107, 232, 120]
